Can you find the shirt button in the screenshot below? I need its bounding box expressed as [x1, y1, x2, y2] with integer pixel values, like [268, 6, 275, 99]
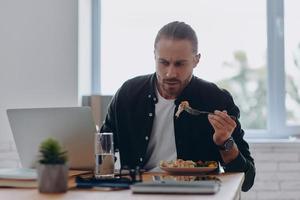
[148, 113, 153, 117]
[145, 136, 149, 141]
[148, 94, 151, 98]
[153, 97, 157, 101]
[139, 157, 143, 162]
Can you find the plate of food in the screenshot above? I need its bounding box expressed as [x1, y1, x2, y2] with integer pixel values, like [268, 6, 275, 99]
[159, 159, 218, 174]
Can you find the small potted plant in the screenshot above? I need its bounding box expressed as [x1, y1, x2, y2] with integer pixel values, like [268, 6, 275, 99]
[37, 138, 68, 193]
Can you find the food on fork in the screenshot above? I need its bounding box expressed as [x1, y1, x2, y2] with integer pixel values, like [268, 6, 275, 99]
[175, 101, 237, 121]
[175, 101, 190, 118]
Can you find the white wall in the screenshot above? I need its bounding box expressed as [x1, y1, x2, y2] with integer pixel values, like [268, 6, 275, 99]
[242, 141, 300, 200]
[0, 0, 79, 142]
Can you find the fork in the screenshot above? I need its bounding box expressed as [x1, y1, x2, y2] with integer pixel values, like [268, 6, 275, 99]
[184, 106, 237, 121]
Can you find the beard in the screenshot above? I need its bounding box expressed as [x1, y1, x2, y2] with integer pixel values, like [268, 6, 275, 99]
[159, 76, 191, 98]
[162, 79, 181, 96]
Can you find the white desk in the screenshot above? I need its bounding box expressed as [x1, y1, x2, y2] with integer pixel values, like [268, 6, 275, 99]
[0, 173, 244, 200]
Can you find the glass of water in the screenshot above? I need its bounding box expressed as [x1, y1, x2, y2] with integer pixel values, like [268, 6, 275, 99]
[95, 132, 114, 179]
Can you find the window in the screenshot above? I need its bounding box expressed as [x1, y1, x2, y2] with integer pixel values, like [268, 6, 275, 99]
[92, 0, 300, 138]
[284, 0, 300, 126]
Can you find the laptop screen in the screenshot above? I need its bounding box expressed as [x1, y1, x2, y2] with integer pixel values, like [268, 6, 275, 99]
[7, 107, 96, 170]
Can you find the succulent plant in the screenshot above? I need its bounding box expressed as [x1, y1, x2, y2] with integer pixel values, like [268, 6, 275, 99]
[39, 138, 67, 164]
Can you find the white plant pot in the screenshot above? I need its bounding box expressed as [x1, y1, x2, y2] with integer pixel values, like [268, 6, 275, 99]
[37, 164, 68, 193]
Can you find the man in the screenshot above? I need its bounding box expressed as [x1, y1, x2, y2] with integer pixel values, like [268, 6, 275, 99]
[101, 21, 255, 191]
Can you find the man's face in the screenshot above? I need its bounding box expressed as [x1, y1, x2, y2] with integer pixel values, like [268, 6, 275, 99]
[154, 38, 200, 99]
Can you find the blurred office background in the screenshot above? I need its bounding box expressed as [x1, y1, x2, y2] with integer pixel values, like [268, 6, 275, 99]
[0, 1, 300, 199]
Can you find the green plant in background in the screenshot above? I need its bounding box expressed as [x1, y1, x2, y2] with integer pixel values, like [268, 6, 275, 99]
[219, 44, 300, 129]
[286, 42, 300, 122]
[218, 50, 267, 129]
[39, 138, 67, 164]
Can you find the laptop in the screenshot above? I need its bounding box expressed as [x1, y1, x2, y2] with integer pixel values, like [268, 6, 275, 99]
[7, 107, 97, 170]
[131, 180, 220, 194]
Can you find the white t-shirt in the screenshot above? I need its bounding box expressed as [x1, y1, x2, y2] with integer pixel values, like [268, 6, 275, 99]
[144, 89, 177, 170]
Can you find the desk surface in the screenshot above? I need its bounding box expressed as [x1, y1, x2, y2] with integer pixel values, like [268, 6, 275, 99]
[0, 172, 244, 200]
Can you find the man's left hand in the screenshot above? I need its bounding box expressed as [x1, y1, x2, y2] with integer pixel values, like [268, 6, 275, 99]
[208, 110, 236, 145]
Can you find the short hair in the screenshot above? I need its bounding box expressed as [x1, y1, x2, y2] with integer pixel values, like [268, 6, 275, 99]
[154, 21, 198, 54]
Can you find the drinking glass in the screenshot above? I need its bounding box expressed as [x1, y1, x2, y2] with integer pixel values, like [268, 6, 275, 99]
[94, 132, 114, 179]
